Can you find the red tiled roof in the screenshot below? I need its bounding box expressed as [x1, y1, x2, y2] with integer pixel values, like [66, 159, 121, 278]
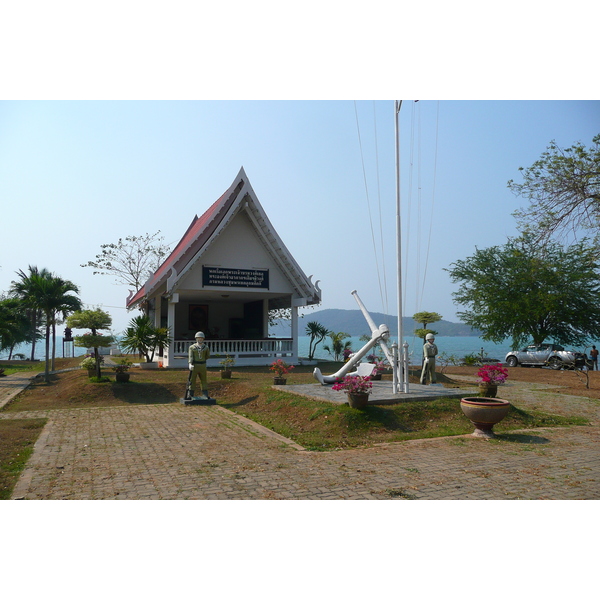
[126, 178, 242, 308]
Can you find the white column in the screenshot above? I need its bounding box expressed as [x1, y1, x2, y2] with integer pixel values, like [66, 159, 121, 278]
[167, 293, 179, 367]
[263, 299, 269, 338]
[291, 304, 299, 363]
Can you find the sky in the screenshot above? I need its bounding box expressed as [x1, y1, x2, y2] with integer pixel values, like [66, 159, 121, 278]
[1, 100, 599, 335]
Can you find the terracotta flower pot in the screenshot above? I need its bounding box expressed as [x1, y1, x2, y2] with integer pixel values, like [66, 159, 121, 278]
[460, 397, 511, 438]
[347, 392, 370, 408]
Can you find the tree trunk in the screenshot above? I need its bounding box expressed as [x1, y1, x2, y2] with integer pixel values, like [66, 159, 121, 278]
[51, 320, 56, 371]
[29, 309, 37, 362]
[44, 322, 51, 383]
[94, 347, 101, 378]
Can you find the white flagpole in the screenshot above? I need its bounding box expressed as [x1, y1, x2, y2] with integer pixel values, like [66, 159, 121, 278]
[395, 101, 406, 393]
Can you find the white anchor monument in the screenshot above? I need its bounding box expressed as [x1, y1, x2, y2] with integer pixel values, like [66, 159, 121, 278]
[313, 289, 409, 394]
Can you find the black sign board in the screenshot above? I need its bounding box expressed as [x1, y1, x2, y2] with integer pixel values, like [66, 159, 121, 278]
[202, 266, 269, 289]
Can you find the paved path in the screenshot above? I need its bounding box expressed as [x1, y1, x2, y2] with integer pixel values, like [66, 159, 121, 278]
[2, 373, 599, 500]
[0, 370, 38, 409]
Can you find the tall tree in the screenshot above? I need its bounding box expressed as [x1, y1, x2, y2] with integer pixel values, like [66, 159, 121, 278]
[10, 266, 50, 360]
[80, 231, 171, 291]
[446, 235, 600, 349]
[46, 278, 84, 370]
[510, 134, 600, 244]
[23, 272, 83, 381]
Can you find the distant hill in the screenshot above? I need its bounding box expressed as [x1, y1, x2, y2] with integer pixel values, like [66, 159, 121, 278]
[273, 308, 479, 337]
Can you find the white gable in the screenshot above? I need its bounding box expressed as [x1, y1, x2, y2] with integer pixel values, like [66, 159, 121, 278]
[177, 211, 298, 296]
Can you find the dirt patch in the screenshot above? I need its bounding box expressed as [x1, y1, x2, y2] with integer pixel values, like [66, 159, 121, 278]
[2, 368, 187, 411]
[442, 365, 600, 400]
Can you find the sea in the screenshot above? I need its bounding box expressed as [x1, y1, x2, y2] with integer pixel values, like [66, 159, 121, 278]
[297, 335, 515, 363]
[1, 335, 514, 363]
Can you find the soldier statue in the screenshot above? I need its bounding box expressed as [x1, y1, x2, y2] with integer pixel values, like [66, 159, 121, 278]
[420, 332, 438, 385]
[188, 331, 210, 399]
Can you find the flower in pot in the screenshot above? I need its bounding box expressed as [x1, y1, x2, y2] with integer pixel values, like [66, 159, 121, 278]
[332, 375, 373, 408]
[80, 355, 99, 377]
[476, 363, 508, 398]
[219, 355, 235, 378]
[270, 359, 294, 384]
[112, 358, 132, 383]
[461, 364, 510, 438]
[368, 357, 387, 380]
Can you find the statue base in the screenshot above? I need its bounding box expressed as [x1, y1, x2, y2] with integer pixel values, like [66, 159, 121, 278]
[180, 397, 216, 405]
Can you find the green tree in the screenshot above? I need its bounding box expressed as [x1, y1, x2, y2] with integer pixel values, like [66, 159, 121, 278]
[9, 266, 49, 360]
[0, 297, 31, 359]
[68, 309, 114, 378]
[510, 134, 600, 244]
[412, 311, 442, 340]
[10, 268, 82, 381]
[446, 235, 600, 350]
[305, 321, 329, 360]
[120, 315, 171, 363]
[81, 231, 171, 291]
[323, 331, 352, 362]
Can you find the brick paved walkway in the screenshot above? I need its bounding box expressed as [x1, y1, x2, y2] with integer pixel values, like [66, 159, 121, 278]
[3, 387, 599, 499]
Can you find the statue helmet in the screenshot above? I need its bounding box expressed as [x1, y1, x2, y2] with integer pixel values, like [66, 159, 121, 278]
[425, 333, 435, 341]
[195, 331, 205, 339]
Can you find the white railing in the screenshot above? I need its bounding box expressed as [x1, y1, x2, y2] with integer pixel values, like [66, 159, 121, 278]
[172, 338, 294, 360]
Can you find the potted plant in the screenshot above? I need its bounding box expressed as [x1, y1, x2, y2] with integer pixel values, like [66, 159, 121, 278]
[80, 355, 99, 377]
[367, 356, 387, 381]
[476, 363, 508, 398]
[112, 358, 132, 383]
[270, 359, 294, 384]
[332, 375, 373, 408]
[461, 364, 510, 438]
[219, 355, 235, 379]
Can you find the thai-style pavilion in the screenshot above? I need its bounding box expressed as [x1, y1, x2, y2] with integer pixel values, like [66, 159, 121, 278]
[126, 168, 321, 367]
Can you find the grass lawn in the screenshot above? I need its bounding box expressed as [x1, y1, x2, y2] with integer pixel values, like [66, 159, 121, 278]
[0, 418, 46, 499]
[0, 358, 589, 497]
[214, 367, 587, 450]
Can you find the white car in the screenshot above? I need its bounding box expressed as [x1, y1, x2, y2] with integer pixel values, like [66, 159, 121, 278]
[505, 343, 579, 369]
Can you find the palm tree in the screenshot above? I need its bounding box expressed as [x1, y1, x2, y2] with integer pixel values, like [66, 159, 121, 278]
[10, 266, 50, 360]
[46, 279, 83, 370]
[305, 321, 329, 361]
[323, 331, 352, 362]
[11, 267, 82, 382]
[120, 315, 171, 363]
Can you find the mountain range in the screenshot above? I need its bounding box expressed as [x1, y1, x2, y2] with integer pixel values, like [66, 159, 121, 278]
[275, 308, 479, 337]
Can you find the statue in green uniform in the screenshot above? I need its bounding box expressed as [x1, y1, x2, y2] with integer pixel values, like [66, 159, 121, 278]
[188, 331, 210, 399]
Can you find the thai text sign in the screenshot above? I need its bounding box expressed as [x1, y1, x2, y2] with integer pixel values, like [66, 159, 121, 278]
[202, 266, 269, 289]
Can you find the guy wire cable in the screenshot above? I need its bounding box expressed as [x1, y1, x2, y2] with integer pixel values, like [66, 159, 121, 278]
[353, 101, 386, 310]
[418, 101, 441, 308]
[372, 101, 390, 320]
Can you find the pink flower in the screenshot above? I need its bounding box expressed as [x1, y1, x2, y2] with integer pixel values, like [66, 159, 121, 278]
[270, 359, 294, 377]
[477, 364, 508, 385]
[331, 375, 373, 394]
